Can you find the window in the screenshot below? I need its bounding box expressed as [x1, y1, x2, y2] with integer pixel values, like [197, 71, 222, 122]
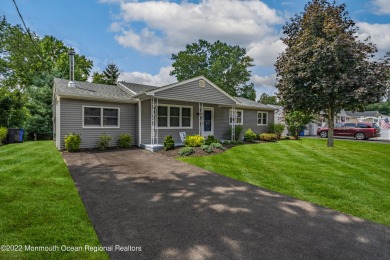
[157, 105, 192, 128]
[229, 109, 243, 125]
[257, 111, 268, 125]
[83, 106, 119, 128]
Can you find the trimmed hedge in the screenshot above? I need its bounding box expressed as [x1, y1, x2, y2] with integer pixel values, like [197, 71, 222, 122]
[64, 133, 81, 152]
[185, 135, 205, 147]
[259, 133, 277, 141]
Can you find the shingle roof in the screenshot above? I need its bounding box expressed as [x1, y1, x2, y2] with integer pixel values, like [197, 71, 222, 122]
[345, 111, 380, 117]
[54, 78, 134, 102]
[235, 97, 276, 110]
[118, 81, 159, 94]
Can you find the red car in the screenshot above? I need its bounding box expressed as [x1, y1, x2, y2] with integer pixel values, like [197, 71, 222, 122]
[317, 122, 381, 140]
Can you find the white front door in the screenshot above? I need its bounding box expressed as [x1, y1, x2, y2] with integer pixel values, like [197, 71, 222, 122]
[203, 107, 214, 137]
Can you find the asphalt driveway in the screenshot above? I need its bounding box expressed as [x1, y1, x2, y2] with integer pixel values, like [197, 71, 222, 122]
[63, 149, 390, 260]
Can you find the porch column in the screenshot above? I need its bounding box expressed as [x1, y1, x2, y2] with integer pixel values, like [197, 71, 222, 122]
[231, 106, 236, 141]
[199, 102, 203, 136]
[151, 97, 158, 145]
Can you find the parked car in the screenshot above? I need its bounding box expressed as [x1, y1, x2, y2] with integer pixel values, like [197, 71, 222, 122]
[317, 122, 381, 140]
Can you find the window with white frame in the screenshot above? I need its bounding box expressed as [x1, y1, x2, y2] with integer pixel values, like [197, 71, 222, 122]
[83, 106, 119, 127]
[158, 105, 192, 128]
[229, 109, 243, 125]
[257, 111, 268, 125]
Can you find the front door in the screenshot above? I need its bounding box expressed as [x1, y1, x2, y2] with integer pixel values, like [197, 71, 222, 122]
[203, 107, 214, 137]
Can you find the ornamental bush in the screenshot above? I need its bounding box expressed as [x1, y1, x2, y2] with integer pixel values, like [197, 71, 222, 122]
[0, 127, 7, 145]
[201, 144, 213, 154]
[97, 134, 112, 150]
[64, 133, 81, 152]
[209, 142, 225, 150]
[268, 123, 285, 139]
[259, 133, 277, 141]
[164, 135, 175, 151]
[178, 147, 194, 156]
[118, 134, 133, 148]
[184, 135, 205, 147]
[244, 128, 257, 142]
[204, 135, 220, 145]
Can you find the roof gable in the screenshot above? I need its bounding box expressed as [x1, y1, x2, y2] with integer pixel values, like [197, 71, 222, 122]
[118, 81, 158, 95]
[145, 76, 237, 105]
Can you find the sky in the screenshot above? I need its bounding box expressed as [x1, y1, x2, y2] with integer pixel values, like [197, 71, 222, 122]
[2, 0, 390, 99]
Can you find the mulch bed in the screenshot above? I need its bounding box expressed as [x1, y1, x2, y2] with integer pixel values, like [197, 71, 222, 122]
[156, 140, 266, 158]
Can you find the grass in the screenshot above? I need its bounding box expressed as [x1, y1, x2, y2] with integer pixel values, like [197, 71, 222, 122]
[0, 141, 108, 259]
[180, 138, 390, 226]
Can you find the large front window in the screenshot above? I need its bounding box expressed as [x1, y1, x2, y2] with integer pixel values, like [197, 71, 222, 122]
[83, 106, 119, 127]
[158, 105, 192, 128]
[229, 109, 243, 125]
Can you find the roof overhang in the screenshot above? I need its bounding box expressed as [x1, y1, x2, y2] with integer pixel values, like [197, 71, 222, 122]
[56, 93, 138, 104]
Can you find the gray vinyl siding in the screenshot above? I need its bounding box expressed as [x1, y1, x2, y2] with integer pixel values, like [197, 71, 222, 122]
[153, 81, 236, 105]
[59, 99, 137, 149]
[241, 109, 274, 136]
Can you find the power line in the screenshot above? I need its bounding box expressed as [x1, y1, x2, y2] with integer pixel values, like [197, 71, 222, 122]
[12, 0, 41, 55]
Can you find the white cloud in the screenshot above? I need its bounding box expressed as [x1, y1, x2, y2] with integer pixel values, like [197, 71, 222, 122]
[247, 38, 285, 67]
[107, 0, 283, 55]
[118, 66, 176, 86]
[252, 73, 277, 98]
[357, 22, 390, 57]
[372, 0, 390, 14]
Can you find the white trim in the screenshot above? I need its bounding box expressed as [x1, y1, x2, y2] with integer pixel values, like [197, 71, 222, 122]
[229, 109, 244, 125]
[138, 100, 142, 146]
[157, 104, 193, 129]
[257, 111, 268, 126]
[56, 96, 61, 149]
[202, 107, 214, 137]
[82, 105, 120, 128]
[143, 76, 238, 104]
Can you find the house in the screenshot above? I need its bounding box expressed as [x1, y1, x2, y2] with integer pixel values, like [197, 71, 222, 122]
[53, 76, 276, 150]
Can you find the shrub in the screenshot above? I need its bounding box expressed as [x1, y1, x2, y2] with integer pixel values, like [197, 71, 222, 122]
[237, 140, 243, 144]
[259, 133, 277, 141]
[201, 144, 213, 154]
[230, 140, 237, 145]
[178, 147, 194, 156]
[164, 135, 175, 151]
[268, 123, 285, 140]
[228, 125, 243, 140]
[0, 127, 7, 145]
[204, 135, 220, 145]
[185, 135, 205, 147]
[118, 134, 133, 148]
[97, 134, 112, 150]
[222, 140, 231, 145]
[210, 142, 225, 150]
[64, 133, 81, 152]
[244, 128, 257, 142]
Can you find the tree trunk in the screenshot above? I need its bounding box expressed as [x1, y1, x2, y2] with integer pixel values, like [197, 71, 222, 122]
[327, 107, 334, 147]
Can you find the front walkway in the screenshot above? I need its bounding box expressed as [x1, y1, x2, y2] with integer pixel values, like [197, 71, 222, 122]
[63, 149, 390, 260]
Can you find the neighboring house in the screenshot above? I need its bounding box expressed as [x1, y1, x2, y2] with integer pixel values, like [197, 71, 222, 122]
[344, 110, 382, 123]
[53, 76, 276, 150]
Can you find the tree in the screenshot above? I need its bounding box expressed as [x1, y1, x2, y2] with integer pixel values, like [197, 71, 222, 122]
[171, 39, 256, 100]
[91, 71, 107, 84]
[275, 0, 389, 147]
[257, 93, 280, 105]
[103, 63, 120, 85]
[0, 16, 93, 138]
[365, 102, 390, 116]
[285, 110, 314, 139]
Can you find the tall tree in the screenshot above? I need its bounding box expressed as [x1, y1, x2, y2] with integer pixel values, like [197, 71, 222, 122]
[257, 93, 280, 105]
[275, 0, 389, 147]
[103, 63, 120, 85]
[170, 39, 256, 100]
[0, 16, 93, 138]
[91, 71, 106, 84]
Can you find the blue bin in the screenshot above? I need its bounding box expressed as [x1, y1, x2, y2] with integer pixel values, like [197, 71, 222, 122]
[299, 131, 305, 136]
[19, 129, 24, 142]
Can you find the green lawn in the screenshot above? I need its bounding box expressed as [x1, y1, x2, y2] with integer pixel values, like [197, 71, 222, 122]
[180, 139, 390, 226]
[0, 141, 108, 259]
